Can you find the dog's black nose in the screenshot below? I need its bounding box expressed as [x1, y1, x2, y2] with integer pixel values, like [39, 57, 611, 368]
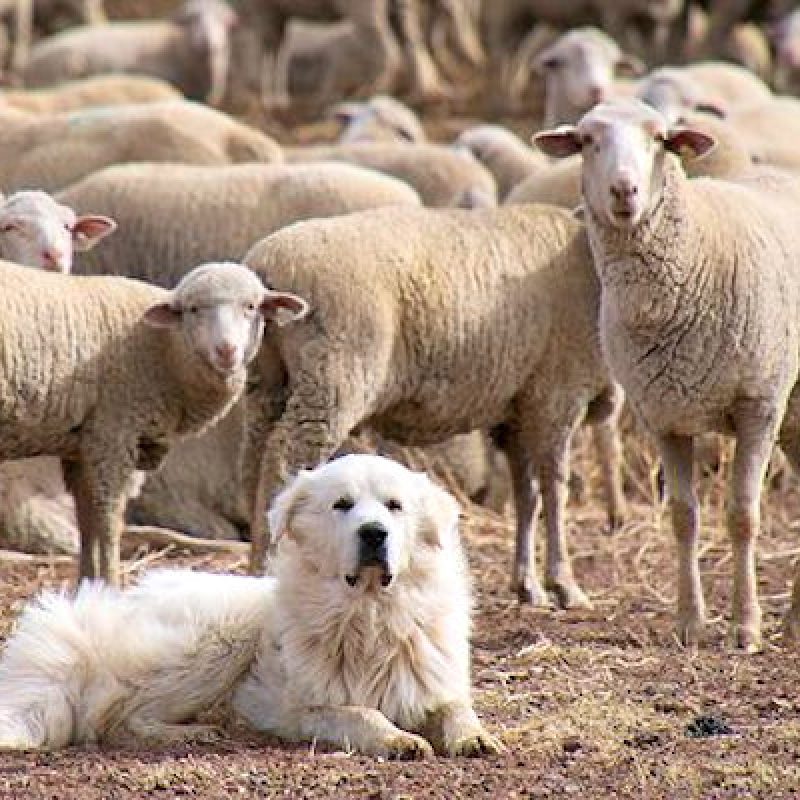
[358, 523, 388, 548]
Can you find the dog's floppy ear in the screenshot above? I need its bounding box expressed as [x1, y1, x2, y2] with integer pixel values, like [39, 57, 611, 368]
[416, 473, 461, 548]
[267, 469, 313, 545]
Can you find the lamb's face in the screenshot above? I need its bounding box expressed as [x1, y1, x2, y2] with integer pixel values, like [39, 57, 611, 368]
[143, 262, 309, 377]
[0, 191, 115, 273]
[534, 100, 716, 230]
[268, 454, 461, 594]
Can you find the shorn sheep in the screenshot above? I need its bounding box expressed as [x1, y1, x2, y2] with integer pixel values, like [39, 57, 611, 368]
[0, 262, 308, 585]
[536, 99, 800, 652]
[242, 203, 625, 609]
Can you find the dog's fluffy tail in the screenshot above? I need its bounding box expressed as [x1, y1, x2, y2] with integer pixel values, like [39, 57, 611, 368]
[0, 582, 123, 750]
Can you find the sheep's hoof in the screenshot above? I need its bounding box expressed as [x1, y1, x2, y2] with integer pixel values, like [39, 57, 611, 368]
[514, 581, 552, 608]
[730, 624, 762, 654]
[675, 612, 705, 648]
[549, 580, 593, 611]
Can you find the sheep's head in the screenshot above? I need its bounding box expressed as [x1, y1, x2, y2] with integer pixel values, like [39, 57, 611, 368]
[0, 191, 115, 273]
[534, 28, 644, 124]
[143, 262, 309, 377]
[636, 68, 727, 125]
[534, 99, 715, 231]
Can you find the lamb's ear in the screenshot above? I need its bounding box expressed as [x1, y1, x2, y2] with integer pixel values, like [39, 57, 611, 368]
[267, 470, 313, 545]
[143, 302, 182, 328]
[416, 474, 461, 549]
[663, 127, 716, 159]
[260, 290, 310, 327]
[532, 126, 582, 158]
[616, 53, 645, 77]
[72, 215, 116, 251]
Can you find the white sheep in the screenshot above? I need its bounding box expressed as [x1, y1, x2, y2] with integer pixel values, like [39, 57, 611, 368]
[453, 124, 548, 201]
[0, 261, 308, 585]
[284, 142, 497, 207]
[536, 98, 800, 652]
[0, 101, 283, 193]
[0, 75, 183, 114]
[241, 202, 625, 610]
[23, 0, 238, 107]
[332, 94, 426, 144]
[58, 161, 420, 286]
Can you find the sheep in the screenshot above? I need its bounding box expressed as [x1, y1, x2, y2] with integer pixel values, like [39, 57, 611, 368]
[0, 261, 309, 585]
[727, 97, 800, 173]
[453, 124, 548, 201]
[773, 9, 800, 95]
[284, 142, 497, 207]
[508, 110, 753, 208]
[239, 202, 626, 610]
[0, 101, 282, 193]
[535, 98, 800, 652]
[635, 63, 772, 124]
[0, 75, 183, 113]
[23, 0, 237, 108]
[331, 94, 426, 143]
[59, 162, 421, 286]
[530, 26, 644, 127]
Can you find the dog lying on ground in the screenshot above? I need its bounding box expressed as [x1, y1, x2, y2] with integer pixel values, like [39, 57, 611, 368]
[0, 454, 503, 758]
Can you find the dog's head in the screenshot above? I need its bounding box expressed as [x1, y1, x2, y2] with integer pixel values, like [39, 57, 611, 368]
[268, 454, 461, 592]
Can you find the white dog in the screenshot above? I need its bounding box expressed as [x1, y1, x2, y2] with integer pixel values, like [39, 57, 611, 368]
[0, 454, 503, 758]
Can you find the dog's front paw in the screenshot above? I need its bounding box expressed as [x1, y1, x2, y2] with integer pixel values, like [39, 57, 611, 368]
[447, 728, 506, 757]
[382, 731, 434, 760]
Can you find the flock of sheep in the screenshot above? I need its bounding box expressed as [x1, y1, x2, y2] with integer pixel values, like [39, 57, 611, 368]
[2, 0, 800, 661]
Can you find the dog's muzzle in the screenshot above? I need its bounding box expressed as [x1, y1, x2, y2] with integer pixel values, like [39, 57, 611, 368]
[345, 522, 392, 588]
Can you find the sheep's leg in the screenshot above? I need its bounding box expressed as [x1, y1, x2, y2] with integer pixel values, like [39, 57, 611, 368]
[539, 429, 591, 610]
[394, 0, 448, 101]
[248, 369, 371, 574]
[503, 435, 547, 606]
[63, 454, 135, 586]
[728, 406, 777, 653]
[592, 420, 627, 532]
[657, 433, 704, 645]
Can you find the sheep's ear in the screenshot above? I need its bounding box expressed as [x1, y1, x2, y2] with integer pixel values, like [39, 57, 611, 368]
[616, 53, 645, 77]
[664, 128, 716, 158]
[267, 469, 313, 545]
[416, 473, 461, 549]
[260, 291, 310, 327]
[143, 302, 182, 328]
[72, 215, 116, 251]
[533, 127, 582, 158]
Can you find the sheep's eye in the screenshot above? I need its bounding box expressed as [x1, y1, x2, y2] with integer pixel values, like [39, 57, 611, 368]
[581, 135, 593, 147]
[543, 57, 563, 70]
[386, 498, 403, 512]
[188, 305, 199, 314]
[64, 223, 73, 232]
[246, 302, 257, 311]
[333, 496, 354, 512]
[1, 224, 15, 233]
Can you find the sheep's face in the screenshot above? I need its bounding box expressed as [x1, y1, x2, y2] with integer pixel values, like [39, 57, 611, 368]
[0, 191, 115, 273]
[534, 100, 715, 231]
[144, 262, 309, 378]
[535, 29, 642, 121]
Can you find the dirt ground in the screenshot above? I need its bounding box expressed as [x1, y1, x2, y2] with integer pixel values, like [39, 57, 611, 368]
[2, 427, 800, 800]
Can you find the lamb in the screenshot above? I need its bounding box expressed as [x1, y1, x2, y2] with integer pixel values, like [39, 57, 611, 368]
[0, 261, 309, 584]
[0, 75, 183, 113]
[240, 202, 626, 609]
[535, 98, 800, 652]
[508, 109, 753, 208]
[332, 94, 426, 143]
[532, 27, 644, 127]
[453, 124, 548, 201]
[22, 0, 238, 107]
[59, 161, 421, 285]
[0, 101, 282, 193]
[284, 142, 497, 207]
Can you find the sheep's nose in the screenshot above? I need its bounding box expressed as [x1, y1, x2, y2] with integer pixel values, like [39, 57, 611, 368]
[587, 85, 605, 105]
[215, 342, 237, 364]
[610, 175, 638, 200]
[42, 247, 67, 271]
[358, 523, 388, 548]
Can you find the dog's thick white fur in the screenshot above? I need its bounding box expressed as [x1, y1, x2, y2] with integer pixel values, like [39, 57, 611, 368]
[0, 454, 502, 758]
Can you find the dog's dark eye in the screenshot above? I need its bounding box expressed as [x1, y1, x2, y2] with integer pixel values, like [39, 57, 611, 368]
[386, 498, 403, 512]
[333, 497, 354, 512]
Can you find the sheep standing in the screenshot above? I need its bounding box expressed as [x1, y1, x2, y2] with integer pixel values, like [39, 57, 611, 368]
[0, 262, 308, 584]
[242, 203, 625, 609]
[23, 0, 237, 107]
[536, 99, 800, 652]
[0, 101, 282, 193]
